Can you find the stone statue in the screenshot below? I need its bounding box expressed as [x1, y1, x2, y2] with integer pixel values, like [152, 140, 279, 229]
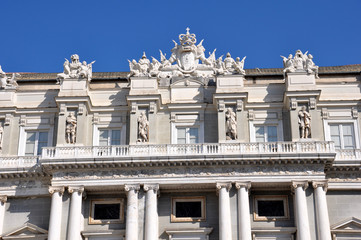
[306, 54, 319, 78]
[149, 57, 161, 77]
[281, 50, 318, 78]
[298, 106, 311, 138]
[214, 56, 225, 75]
[0, 125, 3, 149]
[225, 108, 237, 140]
[234, 56, 246, 75]
[57, 54, 95, 81]
[223, 53, 236, 74]
[137, 112, 149, 142]
[0, 65, 20, 89]
[159, 50, 171, 68]
[127, 52, 151, 78]
[66, 112, 77, 144]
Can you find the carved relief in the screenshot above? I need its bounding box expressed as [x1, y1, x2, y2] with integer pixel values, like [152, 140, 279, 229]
[298, 106, 311, 138]
[66, 112, 77, 144]
[0, 65, 20, 89]
[137, 112, 149, 142]
[225, 107, 237, 140]
[281, 50, 319, 78]
[57, 54, 95, 81]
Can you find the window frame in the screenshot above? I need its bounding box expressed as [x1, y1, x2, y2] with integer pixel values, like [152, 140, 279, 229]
[89, 198, 124, 225]
[253, 195, 289, 221]
[93, 123, 126, 146]
[249, 119, 283, 143]
[171, 196, 206, 222]
[324, 119, 360, 149]
[171, 122, 204, 144]
[18, 125, 53, 156]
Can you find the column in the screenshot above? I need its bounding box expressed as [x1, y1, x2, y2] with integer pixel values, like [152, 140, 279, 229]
[125, 184, 140, 240]
[67, 186, 84, 240]
[144, 184, 159, 240]
[216, 182, 232, 240]
[313, 181, 332, 240]
[292, 181, 311, 240]
[235, 182, 252, 240]
[0, 196, 7, 235]
[48, 187, 65, 240]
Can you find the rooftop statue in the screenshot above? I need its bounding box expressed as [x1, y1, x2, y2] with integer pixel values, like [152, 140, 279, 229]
[128, 52, 151, 78]
[0, 65, 20, 89]
[281, 50, 319, 78]
[57, 54, 95, 82]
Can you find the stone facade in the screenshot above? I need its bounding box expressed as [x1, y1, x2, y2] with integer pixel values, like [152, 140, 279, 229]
[0, 30, 360, 240]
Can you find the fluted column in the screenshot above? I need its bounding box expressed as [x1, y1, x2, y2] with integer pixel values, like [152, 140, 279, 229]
[125, 184, 140, 240]
[313, 181, 331, 240]
[144, 184, 159, 240]
[67, 186, 84, 240]
[235, 182, 252, 240]
[292, 181, 311, 240]
[0, 196, 7, 235]
[216, 182, 232, 240]
[48, 187, 65, 240]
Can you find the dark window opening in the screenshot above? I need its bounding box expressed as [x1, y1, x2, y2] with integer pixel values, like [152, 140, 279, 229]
[94, 203, 120, 220]
[175, 201, 202, 218]
[257, 200, 285, 217]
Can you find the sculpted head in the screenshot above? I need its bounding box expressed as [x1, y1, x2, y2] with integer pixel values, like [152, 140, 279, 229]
[301, 105, 307, 111]
[236, 57, 240, 62]
[71, 54, 79, 63]
[226, 52, 231, 58]
[308, 54, 313, 59]
[288, 54, 293, 59]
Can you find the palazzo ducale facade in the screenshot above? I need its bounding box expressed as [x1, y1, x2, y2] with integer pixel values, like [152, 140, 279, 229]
[0, 29, 360, 240]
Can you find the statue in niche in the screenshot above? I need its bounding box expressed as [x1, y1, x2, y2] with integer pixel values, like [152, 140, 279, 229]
[0, 124, 3, 149]
[298, 106, 311, 139]
[0, 65, 20, 89]
[225, 108, 237, 140]
[137, 112, 149, 142]
[66, 112, 77, 144]
[57, 54, 95, 81]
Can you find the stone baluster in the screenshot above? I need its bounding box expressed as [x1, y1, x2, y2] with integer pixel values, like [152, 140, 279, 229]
[0, 195, 7, 235]
[216, 182, 232, 240]
[235, 182, 252, 240]
[48, 187, 65, 240]
[292, 181, 311, 240]
[67, 186, 84, 240]
[313, 181, 332, 240]
[125, 184, 140, 240]
[144, 184, 159, 240]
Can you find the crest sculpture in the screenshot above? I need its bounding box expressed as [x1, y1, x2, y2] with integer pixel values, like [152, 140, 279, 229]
[128, 28, 246, 79]
[0, 65, 20, 89]
[281, 50, 319, 79]
[57, 54, 95, 82]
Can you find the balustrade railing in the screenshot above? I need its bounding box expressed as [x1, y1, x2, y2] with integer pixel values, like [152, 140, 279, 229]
[41, 141, 336, 160]
[0, 156, 38, 168]
[335, 149, 361, 161]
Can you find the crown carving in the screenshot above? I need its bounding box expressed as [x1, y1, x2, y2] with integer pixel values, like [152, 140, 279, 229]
[179, 27, 196, 46]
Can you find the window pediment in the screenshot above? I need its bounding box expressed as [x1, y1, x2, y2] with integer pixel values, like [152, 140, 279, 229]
[2, 223, 48, 240]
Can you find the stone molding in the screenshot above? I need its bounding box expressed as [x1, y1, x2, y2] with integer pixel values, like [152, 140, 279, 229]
[312, 180, 328, 192]
[0, 195, 7, 203]
[291, 180, 309, 192]
[124, 184, 140, 192]
[48, 186, 65, 195]
[143, 184, 159, 194]
[216, 182, 232, 192]
[68, 186, 85, 194]
[235, 181, 251, 191]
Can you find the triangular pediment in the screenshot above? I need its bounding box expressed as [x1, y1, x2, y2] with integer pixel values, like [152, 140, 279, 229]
[2, 223, 48, 239]
[331, 217, 361, 230]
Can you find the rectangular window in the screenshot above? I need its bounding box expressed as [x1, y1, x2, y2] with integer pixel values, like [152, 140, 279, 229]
[25, 131, 48, 156]
[89, 199, 124, 224]
[171, 196, 206, 222]
[255, 126, 278, 142]
[177, 127, 199, 144]
[330, 124, 355, 149]
[254, 195, 289, 221]
[99, 129, 121, 146]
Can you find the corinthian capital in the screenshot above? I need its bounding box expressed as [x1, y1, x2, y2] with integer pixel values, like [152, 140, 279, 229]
[68, 186, 85, 194]
[124, 184, 140, 192]
[312, 180, 328, 192]
[291, 181, 309, 192]
[49, 186, 65, 195]
[0, 195, 7, 204]
[143, 184, 159, 193]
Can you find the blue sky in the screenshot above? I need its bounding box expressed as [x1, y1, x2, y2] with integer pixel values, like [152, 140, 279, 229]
[1, 0, 360, 73]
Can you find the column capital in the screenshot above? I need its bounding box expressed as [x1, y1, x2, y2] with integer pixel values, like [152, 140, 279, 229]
[235, 181, 251, 190]
[0, 195, 7, 204]
[49, 186, 65, 195]
[291, 181, 309, 192]
[68, 186, 85, 194]
[312, 180, 328, 192]
[125, 184, 140, 192]
[143, 184, 159, 193]
[216, 182, 232, 192]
